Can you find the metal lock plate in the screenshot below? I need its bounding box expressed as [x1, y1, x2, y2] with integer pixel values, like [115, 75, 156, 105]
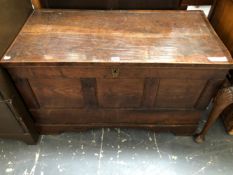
[111, 67, 119, 78]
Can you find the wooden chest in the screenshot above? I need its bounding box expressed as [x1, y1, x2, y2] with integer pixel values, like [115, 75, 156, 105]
[1, 10, 232, 135]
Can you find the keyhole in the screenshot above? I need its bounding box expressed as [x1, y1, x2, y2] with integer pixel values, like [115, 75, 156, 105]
[112, 67, 119, 78]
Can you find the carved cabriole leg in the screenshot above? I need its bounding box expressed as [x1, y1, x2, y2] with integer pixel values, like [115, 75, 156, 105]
[228, 127, 233, 135]
[222, 104, 233, 135]
[194, 86, 233, 143]
[228, 128, 233, 136]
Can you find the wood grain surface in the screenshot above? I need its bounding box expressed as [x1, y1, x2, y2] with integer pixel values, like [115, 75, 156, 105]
[1, 10, 232, 67]
[1, 10, 232, 135]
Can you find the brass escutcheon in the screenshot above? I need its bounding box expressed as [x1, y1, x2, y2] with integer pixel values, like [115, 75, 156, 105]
[111, 67, 119, 78]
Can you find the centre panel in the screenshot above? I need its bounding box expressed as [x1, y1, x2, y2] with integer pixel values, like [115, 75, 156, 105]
[97, 78, 145, 108]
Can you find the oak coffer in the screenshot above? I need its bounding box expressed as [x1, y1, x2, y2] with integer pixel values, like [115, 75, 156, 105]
[1, 10, 232, 135]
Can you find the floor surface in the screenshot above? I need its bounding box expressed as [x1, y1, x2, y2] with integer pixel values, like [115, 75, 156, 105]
[1, 116, 233, 175]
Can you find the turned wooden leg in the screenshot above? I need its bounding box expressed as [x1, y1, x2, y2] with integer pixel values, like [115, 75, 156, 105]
[194, 86, 233, 143]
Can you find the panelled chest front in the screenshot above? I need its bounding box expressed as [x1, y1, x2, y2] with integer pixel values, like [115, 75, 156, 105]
[1, 10, 232, 135]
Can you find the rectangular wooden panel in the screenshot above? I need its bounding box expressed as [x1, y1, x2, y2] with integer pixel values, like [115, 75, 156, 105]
[14, 79, 40, 109]
[97, 79, 144, 108]
[142, 78, 159, 108]
[80, 78, 98, 107]
[155, 79, 206, 108]
[29, 78, 84, 108]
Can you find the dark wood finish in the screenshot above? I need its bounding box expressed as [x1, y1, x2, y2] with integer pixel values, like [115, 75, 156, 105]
[0, 0, 32, 58]
[209, 0, 233, 57]
[0, 69, 39, 144]
[142, 78, 159, 108]
[40, 0, 181, 9]
[1, 10, 232, 135]
[0, 0, 38, 144]
[36, 124, 198, 136]
[30, 109, 201, 124]
[181, 0, 213, 6]
[81, 78, 99, 107]
[30, 78, 84, 108]
[194, 80, 233, 143]
[13, 79, 40, 109]
[155, 79, 206, 108]
[180, 0, 213, 9]
[39, 0, 213, 10]
[194, 79, 224, 109]
[195, 0, 233, 142]
[2, 10, 232, 66]
[222, 104, 233, 135]
[210, 0, 233, 135]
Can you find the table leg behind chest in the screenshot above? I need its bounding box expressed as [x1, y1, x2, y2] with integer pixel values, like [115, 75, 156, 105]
[194, 80, 233, 143]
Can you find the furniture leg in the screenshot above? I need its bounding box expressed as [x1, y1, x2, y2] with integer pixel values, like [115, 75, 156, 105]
[194, 86, 233, 143]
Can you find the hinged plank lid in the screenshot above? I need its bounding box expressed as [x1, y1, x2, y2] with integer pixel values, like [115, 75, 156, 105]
[1, 10, 233, 68]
